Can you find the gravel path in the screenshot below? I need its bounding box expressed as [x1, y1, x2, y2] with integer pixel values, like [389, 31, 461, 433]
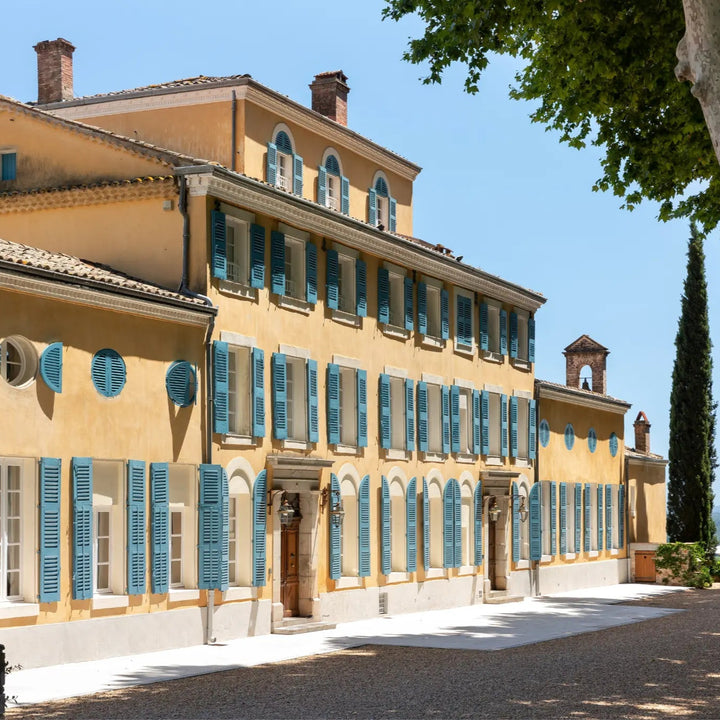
[9, 587, 720, 719]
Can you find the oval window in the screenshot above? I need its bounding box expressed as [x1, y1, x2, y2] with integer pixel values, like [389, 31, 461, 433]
[539, 419, 550, 448]
[91, 349, 126, 397]
[0, 335, 38, 388]
[588, 427, 597, 453]
[166, 361, 197, 407]
[564, 423, 575, 451]
[609, 432, 619, 457]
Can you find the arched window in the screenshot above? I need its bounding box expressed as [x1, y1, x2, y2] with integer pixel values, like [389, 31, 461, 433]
[428, 478, 444, 568]
[390, 477, 406, 572]
[267, 125, 303, 196]
[443, 478, 461, 568]
[579, 364, 593, 391]
[341, 476, 358, 576]
[368, 172, 396, 232]
[461, 480, 474, 567]
[318, 150, 349, 214]
[229, 470, 253, 587]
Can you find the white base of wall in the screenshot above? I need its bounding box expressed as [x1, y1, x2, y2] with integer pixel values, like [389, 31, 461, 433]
[2, 599, 272, 670]
[508, 558, 629, 598]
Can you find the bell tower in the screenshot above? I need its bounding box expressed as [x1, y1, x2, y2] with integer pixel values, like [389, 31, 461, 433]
[563, 335, 609, 394]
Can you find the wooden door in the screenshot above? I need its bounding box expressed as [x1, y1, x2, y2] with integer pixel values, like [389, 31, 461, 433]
[281, 519, 300, 617]
[635, 551, 656, 583]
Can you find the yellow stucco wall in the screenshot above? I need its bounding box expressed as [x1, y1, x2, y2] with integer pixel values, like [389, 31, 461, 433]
[627, 460, 667, 544]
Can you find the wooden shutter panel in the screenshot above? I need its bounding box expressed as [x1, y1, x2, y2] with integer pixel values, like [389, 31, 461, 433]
[379, 374, 391, 449]
[453, 479, 462, 567]
[584, 484, 591, 552]
[443, 480, 454, 568]
[72, 457, 93, 600]
[358, 475, 370, 576]
[450, 385, 461, 453]
[550, 482, 557, 557]
[472, 389, 481, 455]
[377, 267, 390, 324]
[307, 359, 319, 443]
[479, 302, 489, 351]
[500, 309, 508, 355]
[272, 353, 288, 440]
[606, 484, 613, 550]
[166, 361, 196, 407]
[597, 484, 604, 550]
[211, 210, 227, 280]
[512, 481, 520, 563]
[405, 378, 415, 452]
[1, 152, 16, 181]
[528, 316, 536, 363]
[389, 197, 397, 232]
[423, 477, 430, 571]
[250, 223, 266, 289]
[327, 363, 341, 445]
[501, 393, 509, 457]
[457, 296, 471, 345]
[440, 289, 450, 339]
[575, 483, 582, 552]
[150, 463, 169, 594]
[406, 477, 417, 572]
[355, 259, 367, 317]
[481, 390, 490, 455]
[39, 457, 62, 602]
[381, 476, 391, 574]
[529, 482, 541, 561]
[220, 470, 229, 591]
[292, 154, 303, 196]
[199, 464, 223, 590]
[266, 142, 277, 185]
[329, 474, 341, 580]
[441, 385, 451, 455]
[559, 482, 567, 555]
[618, 485, 625, 548]
[357, 369, 368, 447]
[509, 312, 519, 358]
[404, 277, 414, 331]
[510, 396, 519, 457]
[253, 470, 267, 586]
[252, 348, 265, 438]
[417, 381, 429, 452]
[305, 242, 318, 304]
[417, 282, 428, 335]
[40, 342, 63, 393]
[317, 165, 327, 206]
[474, 480, 483, 565]
[341, 176, 350, 214]
[126, 460, 147, 595]
[270, 231, 286, 295]
[326, 249, 339, 310]
[213, 341, 229, 435]
[529, 399, 537, 460]
[368, 188, 377, 226]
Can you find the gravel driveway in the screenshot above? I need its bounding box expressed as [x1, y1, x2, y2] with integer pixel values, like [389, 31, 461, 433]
[8, 587, 720, 719]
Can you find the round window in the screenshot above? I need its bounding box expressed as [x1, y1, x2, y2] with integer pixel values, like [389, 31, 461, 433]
[609, 432, 619, 457]
[166, 361, 197, 407]
[564, 423, 575, 451]
[0, 335, 38, 387]
[91, 349, 126, 397]
[588, 427, 597, 453]
[539, 419, 550, 448]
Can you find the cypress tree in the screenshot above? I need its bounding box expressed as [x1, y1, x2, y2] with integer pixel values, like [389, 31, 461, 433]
[667, 223, 716, 549]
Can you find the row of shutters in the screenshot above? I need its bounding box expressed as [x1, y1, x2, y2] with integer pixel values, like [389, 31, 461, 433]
[513, 481, 626, 563]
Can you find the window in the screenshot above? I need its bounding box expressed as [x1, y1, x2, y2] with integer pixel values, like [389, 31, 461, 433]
[460, 482, 474, 567]
[341, 477, 358, 576]
[91, 460, 125, 597]
[391, 377, 407, 451]
[455, 290, 474, 352]
[541, 481, 553, 557]
[418, 278, 449, 341]
[589, 483, 598, 551]
[167, 465, 197, 590]
[286, 357, 307, 441]
[517, 398, 530, 459]
[91, 349, 126, 398]
[378, 263, 412, 332]
[339, 366, 357, 445]
[271, 225, 316, 307]
[272, 351, 318, 444]
[510, 396, 536, 461]
[1, 152, 16, 182]
[210, 208, 265, 288]
[379, 373, 413, 454]
[228, 346, 252, 436]
[519, 482, 530, 561]
[566, 483, 576, 554]
[427, 479, 444, 569]
[418, 381, 449, 456]
[0, 460, 29, 602]
[457, 387, 474, 455]
[318, 153, 349, 214]
[94, 509, 111, 593]
[480, 300, 507, 357]
[369, 175, 396, 232]
[327, 361, 368, 449]
[166, 361, 197, 408]
[326, 246, 367, 318]
[228, 472, 252, 587]
[487, 392, 503, 457]
[267, 128, 302, 196]
[427, 384, 444, 453]
[510, 309, 535, 364]
[0, 336, 37, 388]
[564, 424, 575, 451]
[390, 478, 406, 572]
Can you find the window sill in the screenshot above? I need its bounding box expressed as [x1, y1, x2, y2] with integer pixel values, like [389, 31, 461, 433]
[385, 571, 410, 584]
[513, 458, 531, 468]
[454, 343, 475, 357]
[224, 586, 258, 601]
[0, 602, 39, 619]
[335, 576, 363, 589]
[276, 295, 312, 315]
[334, 443, 359, 455]
[511, 358, 531, 371]
[423, 451, 446, 463]
[385, 449, 410, 461]
[92, 594, 129, 610]
[611, 548, 619, 556]
[458, 565, 476, 576]
[283, 439, 310, 451]
[168, 588, 200, 602]
[331, 309, 361, 327]
[221, 434, 257, 447]
[455, 452, 476, 464]
[420, 335, 445, 350]
[540, 555, 553, 564]
[481, 350, 504, 364]
[514, 560, 530, 570]
[588, 550, 599, 558]
[218, 281, 258, 301]
[424, 568, 447, 579]
[563, 553, 576, 561]
[381, 324, 411, 341]
[485, 456, 503, 466]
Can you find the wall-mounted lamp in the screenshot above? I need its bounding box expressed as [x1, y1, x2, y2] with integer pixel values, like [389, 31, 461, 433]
[320, 486, 345, 526]
[267, 490, 296, 526]
[489, 498, 502, 523]
[518, 496, 529, 523]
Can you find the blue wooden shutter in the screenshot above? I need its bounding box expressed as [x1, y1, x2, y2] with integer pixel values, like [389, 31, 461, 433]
[368, 188, 377, 226]
[450, 385, 461, 453]
[272, 353, 288, 440]
[510, 396, 519, 457]
[220, 470, 229, 591]
[126, 460, 146, 595]
[292, 154, 303, 196]
[357, 369, 368, 447]
[584, 484, 592, 552]
[326, 249, 339, 310]
[317, 165, 327, 206]
[509, 312, 518, 359]
[358, 475, 370, 576]
[355, 259, 367, 317]
[377, 267, 390, 324]
[199, 464, 223, 590]
[39, 457, 61, 602]
[440, 289, 450, 339]
[250, 223, 266, 289]
[453, 480, 462, 567]
[559, 482, 567, 555]
[575, 483, 582, 552]
[472, 389, 481, 455]
[474, 480, 483, 565]
[40, 342, 63, 393]
[407, 477, 417, 572]
[213, 341, 229, 435]
[405, 378, 415, 451]
[389, 197, 397, 232]
[307, 359, 319, 443]
[443, 480, 454, 568]
[271, 231, 285, 295]
[266, 142, 277, 185]
[381, 476, 391, 574]
[327, 363, 340, 445]
[528, 316, 536, 363]
[441, 385, 451, 454]
[500, 309, 508, 355]
[417, 282, 428, 335]
[480, 390, 490, 455]
[72, 457, 93, 600]
[529, 482, 541, 561]
[457, 295, 472, 345]
[253, 470, 267, 586]
[606, 484, 613, 550]
[422, 477, 430, 570]
[341, 176, 350, 214]
[417, 381, 429, 452]
[211, 210, 227, 280]
[150, 463, 169, 594]
[550, 482, 557, 557]
[597, 484, 604, 550]
[404, 277, 414, 331]
[512, 481, 520, 563]
[479, 302, 489, 351]
[1, 152, 16, 181]
[252, 347, 265, 437]
[618, 485, 625, 548]
[329, 474, 341, 580]
[529, 399, 537, 460]
[379, 374, 391, 449]
[305, 242, 318, 304]
[501, 393, 509, 457]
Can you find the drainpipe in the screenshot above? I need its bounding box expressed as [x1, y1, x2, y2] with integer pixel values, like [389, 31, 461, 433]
[231, 91, 237, 172]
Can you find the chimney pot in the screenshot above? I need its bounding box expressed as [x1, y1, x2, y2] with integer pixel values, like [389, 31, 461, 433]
[309, 71, 349, 126]
[633, 411, 651, 454]
[34, 38, 75, 104]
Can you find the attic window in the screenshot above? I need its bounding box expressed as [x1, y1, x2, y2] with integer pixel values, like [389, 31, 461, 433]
[1, 152, 16, 181]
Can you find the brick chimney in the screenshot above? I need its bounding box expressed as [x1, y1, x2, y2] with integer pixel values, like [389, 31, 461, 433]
[633, 411, 651, 454]
[34, 38, 75, 104]
[309, 71, 349, 126]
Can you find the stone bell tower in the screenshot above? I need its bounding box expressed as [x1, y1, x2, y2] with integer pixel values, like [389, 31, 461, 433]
[563, 335, 609, 394]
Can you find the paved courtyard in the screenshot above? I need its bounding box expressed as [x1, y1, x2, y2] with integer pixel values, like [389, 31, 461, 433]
[8, 584, 720, 719]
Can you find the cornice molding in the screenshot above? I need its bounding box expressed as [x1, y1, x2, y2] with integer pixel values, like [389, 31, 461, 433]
[186, 171, 545, 311]
[536, 383, 630, 414]
[626, 453, 668, 468]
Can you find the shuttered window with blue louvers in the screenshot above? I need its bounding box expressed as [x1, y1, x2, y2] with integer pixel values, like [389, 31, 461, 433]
[150, 463, 169, 594]
[327, 364, 340, 445]
[480, 390, 490, 455]
[307, 359, 319, 443]
[606, 484, 613, 550]
[404, 277, 414, 331]
[529, 482, 541, 561]
[456, 295, 473, 347]
[474, 481, 483, 565]
[501, 393, 509, 457]
[406, 477, 417, 572]
[441, 386, 451, 455]
[512, 481, 520, 564]
[252, 348, 265, 438]
[358, 475, 370, 576]
[126, 460, 146, 595]
[450, 385, 461, 453]
[584, 484, 592, 552]
[91, 349, 126, 397]
[377, 268, 390, 324]
[472, 390, 481, 455]
[500, 309, 508, 355]
[559, 483, 568, 555]
[166, 360, 196, 407]
[442, 478, 461, 568]
[72, 457, 93, 600]
[423, 477, 430, 571]
[575, 483, 582, 552]
[39, 457, 62, 602]
[417, 282, 428, 335]
[198, 464, 226, 590]
[40, 342, 63, 393]
[213, 342, 229, 434]
[597, 484, 604, 550]
[357, 369, 368, 447]
[417, 382, 429, 453]
[379, 374, 391, 449]
[381, 476, 391, 575]
[509, 396, 519, 457]
[211, 210, 227, 280]
[618, 485, 625, 548]
[253, 470, 267, 586]
[329, 474, 342, 580]
[356, 259, 367, 317]
[405, 378, 415, 452]
[272, 353, 288, 440]
[528, 400, 537, 460]
[306, 242, 318, 304]
[550, 481, 557, 557]
[326, 249, 339, 311]
[509, 312, 519, 359]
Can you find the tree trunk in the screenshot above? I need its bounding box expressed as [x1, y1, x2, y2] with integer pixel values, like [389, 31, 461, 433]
[676, 0, 720, 167]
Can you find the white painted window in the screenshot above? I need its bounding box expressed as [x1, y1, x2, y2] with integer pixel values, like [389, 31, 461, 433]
[339, 366, 357, 446]
[93, 461, 124, 596]
[427, 383, 443, 454]
[327, 174, 339, 211]
[337, 253, 356, 315]
[0, 336, 37, 388]
[516, 311, 529, 361]
[517, 397, 530, 460]
[168, 464, 197, 589]
[461, 482, 474, 566]
[286, 356, 308, 442]
[228, 346, 252, 437]
[390, 478, 406, 572]
[94, 510, 111, 593]
[488, 392, 502, 456]
[229, 471, 252, 587]
[389, 271, 405, 328]
[428, 480, 444, 568]
[390, 376, 406, 451]
[341, 477, 358, 577]
[377, 195, 388, 229]
[458, 388, 473, 454]
[225, 216, 250, 286]
[284, 235, 306, 301]
[277, 152, 291, 191]
[170, 511, 183, 587]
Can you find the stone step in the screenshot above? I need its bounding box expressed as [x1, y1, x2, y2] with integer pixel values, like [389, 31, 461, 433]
[484, 591, 525, 605]
[272, 620, 336, 635]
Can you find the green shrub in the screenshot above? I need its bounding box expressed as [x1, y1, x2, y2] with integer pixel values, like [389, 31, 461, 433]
[655, 541, 713, 588]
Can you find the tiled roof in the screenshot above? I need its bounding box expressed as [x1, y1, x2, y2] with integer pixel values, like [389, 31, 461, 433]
[0, 238, 210, 309]
[625, 447, 667, 463]
[0, 175, 174, 199]
[535, 378, 630, 407]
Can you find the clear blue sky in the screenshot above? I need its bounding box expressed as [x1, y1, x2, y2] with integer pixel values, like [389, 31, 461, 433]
[2, 1, 714, 493]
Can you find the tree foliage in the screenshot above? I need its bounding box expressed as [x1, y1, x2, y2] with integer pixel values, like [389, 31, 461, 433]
[667, 224, 716, 550]
[382, 1, 720, 234]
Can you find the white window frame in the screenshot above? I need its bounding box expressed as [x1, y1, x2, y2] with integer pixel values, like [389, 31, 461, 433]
[0, 336, 38, 389]
[516, 394, 530, 462]
[488, 390, 502, 458]
[227, 467, 254, 590]
[221, 332, 257, 444]
[589, 483, 598, 553]
[167, 464, 197, 593]
[423, 375, 444, 456]
[219, 205, 256, 295]
[92, 460, 125, 604]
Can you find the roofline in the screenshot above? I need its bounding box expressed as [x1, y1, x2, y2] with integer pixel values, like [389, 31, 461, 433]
[179, 164, 546, 311]
[625, 451, 668, 468]
[535, 379, 630, 414]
